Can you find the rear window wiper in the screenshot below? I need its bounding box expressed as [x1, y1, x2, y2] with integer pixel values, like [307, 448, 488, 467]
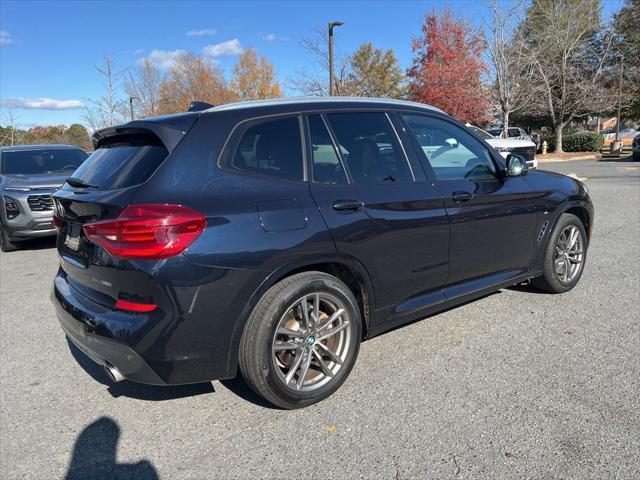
[66, 177, 98, 189]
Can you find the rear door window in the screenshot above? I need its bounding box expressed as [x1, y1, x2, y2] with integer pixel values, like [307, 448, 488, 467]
[308, 114, 347, 184]
[325, 112, 413, 184]
[68, 139, 168, 190]
[230, 116, 303, 181]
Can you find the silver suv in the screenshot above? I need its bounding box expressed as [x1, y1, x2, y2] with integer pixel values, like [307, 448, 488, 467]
[0, 145, 87, 252]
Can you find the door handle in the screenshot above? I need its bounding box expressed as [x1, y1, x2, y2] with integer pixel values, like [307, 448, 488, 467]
[332, 200, 365, 212]
[452, 191, 473, 203]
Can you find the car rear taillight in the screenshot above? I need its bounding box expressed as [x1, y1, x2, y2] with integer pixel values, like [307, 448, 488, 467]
[53, 215, 64, 229]
[83, 204, 206, 260]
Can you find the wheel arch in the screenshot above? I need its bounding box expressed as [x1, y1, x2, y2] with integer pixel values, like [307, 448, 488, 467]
[225, 254, 376, 377]
[557, 201, 593, 244]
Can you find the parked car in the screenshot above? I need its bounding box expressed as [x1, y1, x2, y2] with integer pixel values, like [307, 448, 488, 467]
[467, 125, 538, 169]
[0, 144, 88, 252]
[633, 134, 640, 161]
[51, 98, 593, 409]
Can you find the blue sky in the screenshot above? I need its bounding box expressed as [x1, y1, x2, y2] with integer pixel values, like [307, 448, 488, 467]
[0, 0, 624, 127]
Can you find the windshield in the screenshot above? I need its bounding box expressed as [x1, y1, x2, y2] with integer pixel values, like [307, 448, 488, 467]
[1, 149, 88, 175]
[468, 126, 494, 140]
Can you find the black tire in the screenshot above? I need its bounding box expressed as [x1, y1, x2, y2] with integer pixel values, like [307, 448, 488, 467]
[239, 271, 362, 409]
[532, 213, 587, 293]
[0, 227, 19, 252]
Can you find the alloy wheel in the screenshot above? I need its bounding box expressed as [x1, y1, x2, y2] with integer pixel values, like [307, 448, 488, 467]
[553, 225, 584, 283]
[271, 292, 353, 392]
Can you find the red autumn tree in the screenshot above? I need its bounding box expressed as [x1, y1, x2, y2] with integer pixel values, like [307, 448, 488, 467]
[408, 9, 490, 125]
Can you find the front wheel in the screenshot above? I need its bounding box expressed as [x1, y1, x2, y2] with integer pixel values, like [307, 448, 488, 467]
[533, 213, 587, 293]
[0, 227, 19, 252]
[239, 271, 362, 409]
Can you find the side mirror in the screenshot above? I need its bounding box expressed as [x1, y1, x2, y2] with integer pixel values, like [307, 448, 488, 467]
[506, 153, 528, 177]
[445, 138, 458, 149]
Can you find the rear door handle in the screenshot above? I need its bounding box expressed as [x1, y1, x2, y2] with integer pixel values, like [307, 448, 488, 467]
[332, 200, 365, 212]
[452, 191, 473, 203]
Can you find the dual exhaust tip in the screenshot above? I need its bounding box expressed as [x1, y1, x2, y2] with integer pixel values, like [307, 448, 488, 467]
[104, 363, 125, 383]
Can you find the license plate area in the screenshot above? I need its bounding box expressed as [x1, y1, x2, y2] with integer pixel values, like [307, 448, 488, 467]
[64, 223, 82, 251]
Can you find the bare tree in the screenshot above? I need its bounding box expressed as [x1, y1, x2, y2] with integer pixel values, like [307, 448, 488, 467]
[82, 54, 126, 130]
[522, 0, 615, 152]
[124, 58, 163, 118]
[1, 106, 21, 145]
[290, 26, 350, 96]
[485, 0, 536, 136]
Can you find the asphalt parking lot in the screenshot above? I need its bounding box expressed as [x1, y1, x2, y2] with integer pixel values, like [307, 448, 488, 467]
[1, 158, 638, 479]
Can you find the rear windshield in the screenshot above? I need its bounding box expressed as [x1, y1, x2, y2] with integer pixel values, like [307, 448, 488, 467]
[1, 149, 87, 175]
[68, 141, 168, 190]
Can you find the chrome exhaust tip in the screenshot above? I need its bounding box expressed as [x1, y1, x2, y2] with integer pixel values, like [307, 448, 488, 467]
[104, 364, 125, 383]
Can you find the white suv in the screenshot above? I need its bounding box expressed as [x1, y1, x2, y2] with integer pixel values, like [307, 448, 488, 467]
[468, 125, 538, 169]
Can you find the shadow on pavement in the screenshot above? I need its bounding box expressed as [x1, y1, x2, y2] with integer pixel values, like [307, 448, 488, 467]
[598, 155, 637, 163]
[66, 338, 215, 401]
[13, 235, 57, 251]
[219, 376, 280, 410]
[507, 282, 549, 295]
[65, 417, 158, 480]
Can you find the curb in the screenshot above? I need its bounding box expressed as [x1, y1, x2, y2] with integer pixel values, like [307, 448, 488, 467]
[537, 155, 598, 163]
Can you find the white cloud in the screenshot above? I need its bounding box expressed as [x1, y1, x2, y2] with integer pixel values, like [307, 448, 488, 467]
[0, 31, 15, 46]
[2, 97, 85, 110]
[140, 49, 188, 70]
[262, 33, 288, 42]
[202, 39, 242, 57]
[186, 28, 216, 37]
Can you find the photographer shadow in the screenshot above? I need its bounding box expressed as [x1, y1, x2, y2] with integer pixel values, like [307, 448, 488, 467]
[65, 417, 158, 480]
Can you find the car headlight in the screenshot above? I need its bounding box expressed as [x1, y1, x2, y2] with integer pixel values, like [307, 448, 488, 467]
[496, 146, 513, 152]
[3, 195, 20, 219]
[4, 187, 31, 192]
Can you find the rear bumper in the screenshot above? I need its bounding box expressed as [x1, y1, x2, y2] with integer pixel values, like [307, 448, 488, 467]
[52, 274, 166, 385]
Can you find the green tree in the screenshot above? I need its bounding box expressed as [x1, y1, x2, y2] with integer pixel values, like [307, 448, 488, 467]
[67, 124, 92, 150]
[344, 43, 405, 98]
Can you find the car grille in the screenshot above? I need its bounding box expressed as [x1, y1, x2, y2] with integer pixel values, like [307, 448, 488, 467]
[511, 147, 536, 162]
[27, 194, 54, 212]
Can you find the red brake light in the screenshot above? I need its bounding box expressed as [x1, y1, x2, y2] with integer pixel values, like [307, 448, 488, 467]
[115, 299, 157, 313]
[83, 204, 206, 260]
[53, 215, 64, 229]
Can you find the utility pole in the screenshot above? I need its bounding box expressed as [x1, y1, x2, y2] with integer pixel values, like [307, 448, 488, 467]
[328, 21, 344, 96]
[615, 54, 624, 143]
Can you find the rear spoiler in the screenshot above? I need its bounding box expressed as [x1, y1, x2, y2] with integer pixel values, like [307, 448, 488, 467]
[92, 112, 199, 152]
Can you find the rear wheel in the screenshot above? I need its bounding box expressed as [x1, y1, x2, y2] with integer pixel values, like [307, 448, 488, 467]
[0, 227, 19, 252]
[533, 213, 587, 293]
[239, 271, 361, 409]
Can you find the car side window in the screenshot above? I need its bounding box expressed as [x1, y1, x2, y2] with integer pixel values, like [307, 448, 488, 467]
[402, 114, 497, 181]
[308, 114, 347, 184]
[230, 116, 303, 181]
[326, 112, 413, 184]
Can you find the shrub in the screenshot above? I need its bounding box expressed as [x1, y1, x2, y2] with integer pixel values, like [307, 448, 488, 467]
[540, 132, 604, 152]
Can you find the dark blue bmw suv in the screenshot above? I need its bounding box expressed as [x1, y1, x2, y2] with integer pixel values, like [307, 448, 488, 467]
[51, 98, 593, 408]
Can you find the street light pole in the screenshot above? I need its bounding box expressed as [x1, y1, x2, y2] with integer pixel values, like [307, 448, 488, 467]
[328, 21, 344, 96]
[129, 96, 137, 121]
